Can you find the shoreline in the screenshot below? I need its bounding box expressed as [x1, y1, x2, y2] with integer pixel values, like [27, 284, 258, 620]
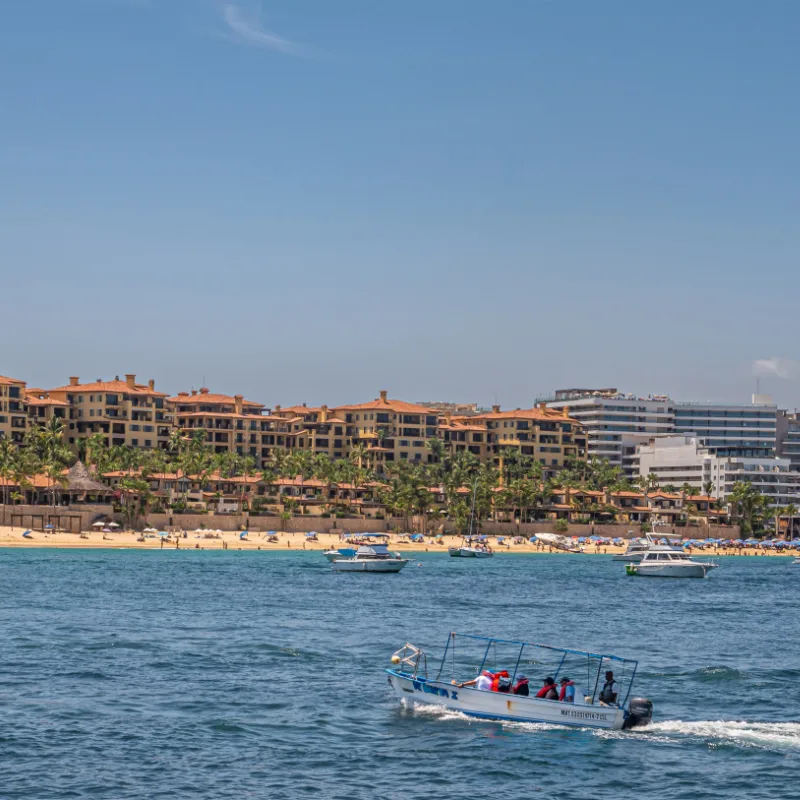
[0, 527, 795, 557]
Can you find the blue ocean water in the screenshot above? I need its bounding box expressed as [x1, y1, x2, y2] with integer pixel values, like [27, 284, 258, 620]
[1, 549, 798, 799]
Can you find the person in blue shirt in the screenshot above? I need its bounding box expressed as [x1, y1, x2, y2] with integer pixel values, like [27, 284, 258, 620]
[559, 676, 576, 703]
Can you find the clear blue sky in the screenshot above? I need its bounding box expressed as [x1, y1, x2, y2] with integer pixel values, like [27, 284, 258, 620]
[2, 1, 799, 409]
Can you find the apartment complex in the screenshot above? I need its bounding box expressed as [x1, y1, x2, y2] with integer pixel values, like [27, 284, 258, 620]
[42, 376, 173, 449]
[0, 375, 27, 444]
[637, 435, 800, 507]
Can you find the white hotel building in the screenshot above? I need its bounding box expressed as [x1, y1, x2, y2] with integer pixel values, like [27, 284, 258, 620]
[543, 389, 674, 476]
[637, 435, 800, 507]
[544, 389, 781, 480]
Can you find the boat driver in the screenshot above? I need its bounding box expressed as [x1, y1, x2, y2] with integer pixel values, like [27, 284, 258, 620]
[598, 671, 618, 705]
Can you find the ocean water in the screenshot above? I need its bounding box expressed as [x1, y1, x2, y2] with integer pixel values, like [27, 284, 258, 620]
[1, 549, 798, 800]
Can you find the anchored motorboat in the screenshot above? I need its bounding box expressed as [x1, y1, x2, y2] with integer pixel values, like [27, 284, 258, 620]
[613, 531, 686, 562]
[331, 542, 409, 573]
[386, 633, 653, 731]
[448, 537, 493, 558]
[626, 547, 717, 578]
[324, 533, 389, 562]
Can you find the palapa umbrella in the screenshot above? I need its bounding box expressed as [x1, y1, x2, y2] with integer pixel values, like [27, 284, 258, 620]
[91, 520, 106, 528]
[108, 522, 120, 528]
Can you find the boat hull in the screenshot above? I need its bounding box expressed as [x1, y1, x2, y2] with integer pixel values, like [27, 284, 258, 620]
[626, 563, 715, 578]
[386, 670, 625, 730]
[332, 559, 408, 573]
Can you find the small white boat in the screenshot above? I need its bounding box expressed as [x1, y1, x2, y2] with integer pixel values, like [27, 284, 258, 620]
[791, 557, 800, 564]
[331, 543, 408, 573]
[386, 634, 653, 731]
[626, 547, 717, 578]
[448, 537, 493, 558]
[613, 532, 686, 562]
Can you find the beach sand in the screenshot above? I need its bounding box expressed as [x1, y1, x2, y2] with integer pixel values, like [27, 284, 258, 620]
[0, 525, 794, 557]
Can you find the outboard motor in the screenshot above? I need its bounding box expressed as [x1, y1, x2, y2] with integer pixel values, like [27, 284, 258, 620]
[623, 697, 653, 730]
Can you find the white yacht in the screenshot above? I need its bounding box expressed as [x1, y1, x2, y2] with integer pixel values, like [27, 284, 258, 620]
[331, 543, 409, 573]
[626, 547, 717, 579]
[613, 532, 685, 562]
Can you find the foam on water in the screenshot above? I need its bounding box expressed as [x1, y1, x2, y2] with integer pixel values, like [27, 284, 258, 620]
[645, 719, 800, 750]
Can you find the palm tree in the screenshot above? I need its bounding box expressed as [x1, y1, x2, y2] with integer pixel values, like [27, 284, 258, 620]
[350, 443, 370, 470]
[784, 503, 798, 540]
[703, 479, 715, 499]
[727, 481, 768, 537]
[0, 439, 18, 523]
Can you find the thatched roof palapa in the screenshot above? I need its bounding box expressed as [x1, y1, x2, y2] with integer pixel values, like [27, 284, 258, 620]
[66, 461, 113, 494]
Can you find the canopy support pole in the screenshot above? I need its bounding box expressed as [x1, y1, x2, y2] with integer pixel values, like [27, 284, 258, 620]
[511, 643, 525, 685]
[553, 651, 567, 682]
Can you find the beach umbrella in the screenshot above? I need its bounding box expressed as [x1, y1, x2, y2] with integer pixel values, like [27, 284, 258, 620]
[108, 522, 120, 528]
[158, 531, 169, 537]
[91, 520, 105, 528]
[528, 536, 538, 542]
[612, 538, 622, 544]
[44, 524, 54, 530]
[496, 537, 505, 543]
[578, 537, 587, 543]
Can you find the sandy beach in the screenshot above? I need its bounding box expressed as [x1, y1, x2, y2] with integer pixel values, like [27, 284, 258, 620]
[0, 525, 795, 557]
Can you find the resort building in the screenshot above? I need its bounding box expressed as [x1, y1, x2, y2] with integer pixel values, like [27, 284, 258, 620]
[168, 388, 291, 465]
[333, 391, 441, 470]
[543, 389, 673, 474]
[673, 395, 778, 459]
[26, 388, 68, 427]
[47, 375, 171, 450]
[637, 435, 800, 506]
[271, 404, 352, 461]
[0, 375, 28, 444]
[470, 404, 587, 476]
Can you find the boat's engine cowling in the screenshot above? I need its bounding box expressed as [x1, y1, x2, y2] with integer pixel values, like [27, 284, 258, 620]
[623, 697, 653, 729]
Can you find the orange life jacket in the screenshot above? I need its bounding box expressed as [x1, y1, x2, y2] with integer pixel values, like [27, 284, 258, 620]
[489, 670, 509, 692]
[559, 681, 575, 701]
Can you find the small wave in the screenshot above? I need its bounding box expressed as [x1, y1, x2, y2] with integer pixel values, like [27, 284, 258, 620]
[694, 666, 745, 682]
[646, 720, 800, 750]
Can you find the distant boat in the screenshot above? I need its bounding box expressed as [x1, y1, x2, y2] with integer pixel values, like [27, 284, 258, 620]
[449, 536, 493, 558]
[612, 531, 685, 562]
[535, 533, 581, 553]
[626, 547, 717, 579]
[324, 533, 390, 562]
[331, 543, 409, 573]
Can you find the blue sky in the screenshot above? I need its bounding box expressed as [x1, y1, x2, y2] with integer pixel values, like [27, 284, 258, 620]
[2, 1, 799, 409]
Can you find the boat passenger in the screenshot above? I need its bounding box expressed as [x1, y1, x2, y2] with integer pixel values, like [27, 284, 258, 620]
[559, 677, 575, 703]
[457, 671, 493, 691]
[497, 674, 513, 693]
[536, 677, 559, 700]
[488, 670, 509, 692]
[512, 674, 529, 696]
[598, 671, 618, 705]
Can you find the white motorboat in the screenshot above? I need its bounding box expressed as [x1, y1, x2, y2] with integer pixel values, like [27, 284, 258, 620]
[448, 537, 493, 558]
[626, 547, 717, 578]
[331, 543, 408, 573]
[613, 532, 686, 562]
[324, 533, 390, 561]
[792, 557, 800, 564]
[386, 634, 653, 731]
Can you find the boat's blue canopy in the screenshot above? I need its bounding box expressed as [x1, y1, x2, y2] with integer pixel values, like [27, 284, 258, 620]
[448, 632, 635, 666]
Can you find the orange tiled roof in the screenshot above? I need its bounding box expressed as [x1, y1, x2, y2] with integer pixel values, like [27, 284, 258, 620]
[648, 492, 682, 500]
[0, 374, 26, 386]
[175, 411, 265, 420]
[611, 491, 645, 498]
[277, 405, 322, 415]
[49, 379, 167, 397]
[0, 473, 51, 489]
[167, 392, 263, 408]
[686, 495, 715, 502]
[26, 394, 68, 407]
[472, 407, 581, 424]
[335, 396, 433, 415]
